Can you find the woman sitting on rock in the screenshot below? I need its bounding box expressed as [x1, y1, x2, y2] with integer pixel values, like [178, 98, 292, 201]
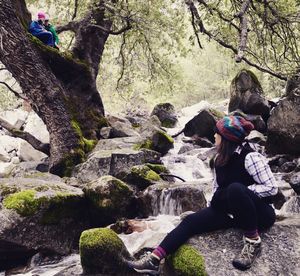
[127, 115, 278, 274]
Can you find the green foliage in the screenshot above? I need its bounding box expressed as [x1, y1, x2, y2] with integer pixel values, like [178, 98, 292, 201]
[168, 245, 207, 276]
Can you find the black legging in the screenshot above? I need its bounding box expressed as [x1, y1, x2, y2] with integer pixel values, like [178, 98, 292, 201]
[159, 182, 276, 255]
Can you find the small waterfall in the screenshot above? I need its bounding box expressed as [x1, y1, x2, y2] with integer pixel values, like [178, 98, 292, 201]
[152, 188, 183, 216]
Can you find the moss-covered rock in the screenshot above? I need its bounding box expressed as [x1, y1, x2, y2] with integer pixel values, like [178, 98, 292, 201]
[3, 189, 82, 221]
[168, 245, 207, 276]
[83, 176, 136, 225]
[151, 103, 178, 128]
[128, 165, 161, 190]
[146, 163, 168, 174]
[79, 228, 131, 275]
[134, 130, 174, 155]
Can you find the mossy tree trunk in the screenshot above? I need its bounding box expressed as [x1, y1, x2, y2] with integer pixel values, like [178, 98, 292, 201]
[0, 0, 113, 176]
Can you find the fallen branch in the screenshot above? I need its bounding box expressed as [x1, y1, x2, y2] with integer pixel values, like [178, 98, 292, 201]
[160, 173, 186, 182]
[0, 81, 28, 100]
[0, 117, 50, 155]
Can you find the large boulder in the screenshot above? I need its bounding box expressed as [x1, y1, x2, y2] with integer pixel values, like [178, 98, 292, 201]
[183, 109, 224, 143]
[72, 147, 158, 183]
[151, 103, 178, 128]
[79, 228, 135, 275]
[83, 176, 137, 225]
[289, 171, 300, 195]
[0, 174, 89, 270]
[180, 215, 300, 276]
[229, 70, 270, 121]
[266, 85, 300, 155]
[106, 115, 141, 138]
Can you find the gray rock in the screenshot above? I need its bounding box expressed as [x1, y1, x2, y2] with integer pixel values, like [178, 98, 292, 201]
[289, 172, 300, 195]
[107, 115, 141, 138]
[18, 141, 48, 162]
[266, 87, 300, 155]
[246, 130, 266, 145]
[0, 109, 28, 127]
[281, 196, 300, 214]
[230, 110, 266, 132]
[183, 109, 223, 143]
[94, 136, 143, 151]
[0, 175, 89, 267]
[23, 111, 49, 144]
[229, 70, 270, 121]
[186, 215, 300, 276]
[100, 126, 113, 139]
[73, 148, 148, 184]
[279, 161, 297, 173]
[151, 103, 178, 128]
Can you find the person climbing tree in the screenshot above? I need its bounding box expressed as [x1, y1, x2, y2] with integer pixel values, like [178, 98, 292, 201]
[127, 115, 278, 274]
[29, 11, 55, 47]
[44, 14, 59, 50]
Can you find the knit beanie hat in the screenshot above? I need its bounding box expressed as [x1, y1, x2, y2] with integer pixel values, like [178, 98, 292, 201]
[38, 11, 46, 20]
[215, 116, 254, 143]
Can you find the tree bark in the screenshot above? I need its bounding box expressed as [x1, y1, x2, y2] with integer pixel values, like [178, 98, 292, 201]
[0, 0, 112, 176]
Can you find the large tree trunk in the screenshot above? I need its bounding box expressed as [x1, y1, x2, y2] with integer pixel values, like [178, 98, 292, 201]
[0, 0, 111, 176]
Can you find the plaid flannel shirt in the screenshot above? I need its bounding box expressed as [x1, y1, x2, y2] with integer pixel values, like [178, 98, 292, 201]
[212, 146, 278, 198]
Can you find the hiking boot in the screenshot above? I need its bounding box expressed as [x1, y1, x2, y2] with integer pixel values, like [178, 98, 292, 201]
[126, 253, 160, 275]
[232, 236, 262, 271]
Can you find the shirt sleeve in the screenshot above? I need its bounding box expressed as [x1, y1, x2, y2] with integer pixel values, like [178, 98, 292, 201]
[245, 152, 278, 197]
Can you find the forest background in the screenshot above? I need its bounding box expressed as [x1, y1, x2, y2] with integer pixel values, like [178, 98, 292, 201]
[0, 0, 287, 114]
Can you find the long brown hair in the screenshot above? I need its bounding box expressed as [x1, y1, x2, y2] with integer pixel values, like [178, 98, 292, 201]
[215, 137, 239, 167]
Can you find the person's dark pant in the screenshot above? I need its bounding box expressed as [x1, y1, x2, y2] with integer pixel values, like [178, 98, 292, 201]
[35, 32, 54, 47]
[159, 182, 276, 255]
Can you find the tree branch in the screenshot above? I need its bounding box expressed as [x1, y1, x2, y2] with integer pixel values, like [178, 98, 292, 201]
[56, 20, 81, 34]
[235, 0, 251, 62]
[186, 0, 287, 80]
[0, 81, 28, 100]
[89, 21, 132, 35]
[0, 117, 50, 155]
[72, 0, 79, 20]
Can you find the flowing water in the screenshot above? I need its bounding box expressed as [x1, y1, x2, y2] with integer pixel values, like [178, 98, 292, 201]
[6, 101, 215, 275]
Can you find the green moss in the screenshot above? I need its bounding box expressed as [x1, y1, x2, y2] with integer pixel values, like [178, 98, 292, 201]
[168, 245, 207, 276]
[29, 34, 90, 70]
[82, 138, 97, 152]
[133, 139, 153, 150]
[3, 190, 41, 216]
[131, 165, 161, 184]
[146, 163, 168, 174]
[158, 130, 174, 144]
[79, 228, 126, 274]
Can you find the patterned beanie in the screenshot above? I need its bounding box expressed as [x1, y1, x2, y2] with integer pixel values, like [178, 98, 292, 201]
[215, 116, 254, 143]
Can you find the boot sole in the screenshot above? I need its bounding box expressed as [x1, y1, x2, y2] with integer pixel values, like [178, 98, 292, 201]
[133, 268, 160, 275]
